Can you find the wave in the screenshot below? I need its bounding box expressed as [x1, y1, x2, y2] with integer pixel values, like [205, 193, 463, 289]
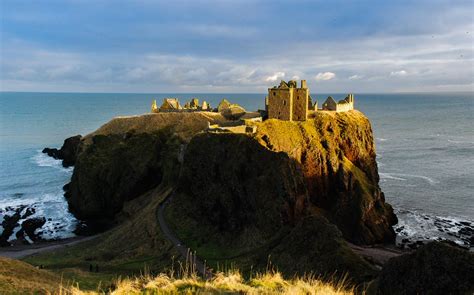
[379, 173, 406, 181]
[379, 172, 438, 185]
[394, 209, 473, 249]
[448, 139, 474, 144]
[31, 151, 73, 172]
[376, 137, 388, 142]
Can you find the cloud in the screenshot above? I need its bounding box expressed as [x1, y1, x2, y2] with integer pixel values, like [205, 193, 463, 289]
[265, 72, 285, 82]
[390, 70, 408, 77]
[291, 75, 300, 80]
[314, 72, 336, 81]
[349, 74, 363, 80]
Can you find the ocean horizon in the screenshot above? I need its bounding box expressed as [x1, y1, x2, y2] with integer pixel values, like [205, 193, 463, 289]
[1, 91, 473, 247]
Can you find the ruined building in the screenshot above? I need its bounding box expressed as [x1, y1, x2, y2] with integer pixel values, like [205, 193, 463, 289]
[151, 98, 210, 113]
[322, 94, 354, 112]
[266, 80, 313, 121]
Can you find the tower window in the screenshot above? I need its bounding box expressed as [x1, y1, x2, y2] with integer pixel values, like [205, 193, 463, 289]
[273, 92, 276, 96]
[283, 100, 286, 105]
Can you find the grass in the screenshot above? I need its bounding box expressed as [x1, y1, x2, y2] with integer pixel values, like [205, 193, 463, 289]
[0, 256, 62, 294]
[65, 265, 356, 294]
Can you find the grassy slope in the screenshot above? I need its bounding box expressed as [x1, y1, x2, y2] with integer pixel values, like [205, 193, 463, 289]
[24, 186, 180, 291]
[0, 256, 61, 294]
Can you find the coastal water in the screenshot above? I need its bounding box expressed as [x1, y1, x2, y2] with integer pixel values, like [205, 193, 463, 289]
[0, 92, 473, 246]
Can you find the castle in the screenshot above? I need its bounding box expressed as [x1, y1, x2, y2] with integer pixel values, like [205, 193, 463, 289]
[265, 80, 316, 121]
[151, 79, 354, 124]
[266, 79, 354, 121]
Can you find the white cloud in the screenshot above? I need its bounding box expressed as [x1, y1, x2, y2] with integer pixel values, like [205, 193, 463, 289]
[349, 74, 363, 80]
[390, 70, 408, 77]
[314, 72, 336, 81]
[291, 75, 300, 80]
[265, 72, 285, 82]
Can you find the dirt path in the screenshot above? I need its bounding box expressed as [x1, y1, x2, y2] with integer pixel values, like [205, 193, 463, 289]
[157, 194, 213, 279]
[348, 242, 403, 267]
[0, 235, 98, 259]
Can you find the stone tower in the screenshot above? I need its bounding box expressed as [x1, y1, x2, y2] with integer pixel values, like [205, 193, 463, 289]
[267, 80, 309, 121]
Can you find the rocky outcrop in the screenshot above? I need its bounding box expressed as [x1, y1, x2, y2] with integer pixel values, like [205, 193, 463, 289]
[254, 111, 397, 244]
[65, 130, 181, 228]
[16, 217, 46, 244]
[62, 112, 227, 229]
[63, 111, 395, 247]
[43, 135, 82, 167]
[0, 206, 45, 246]
[370, 242, 474, 295]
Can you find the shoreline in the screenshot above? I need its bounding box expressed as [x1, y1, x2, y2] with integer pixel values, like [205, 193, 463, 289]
[0, 235, 98, 259]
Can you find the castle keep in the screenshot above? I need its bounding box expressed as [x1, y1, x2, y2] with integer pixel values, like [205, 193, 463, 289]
[266, 80, 312, 121]
[266, 79, 355, 121]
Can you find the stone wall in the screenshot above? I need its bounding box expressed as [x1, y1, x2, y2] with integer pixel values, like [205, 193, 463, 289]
[292, 88, 309, 121]
[268, 88, 292, 120]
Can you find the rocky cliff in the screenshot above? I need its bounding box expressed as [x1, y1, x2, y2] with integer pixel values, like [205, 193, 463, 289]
[59, 110, 395, 245]
[254, 111, 397, 244]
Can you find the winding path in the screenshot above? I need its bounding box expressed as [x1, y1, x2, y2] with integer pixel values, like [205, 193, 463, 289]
[157, 193, 213, 279]
[0, 235, 98, 259]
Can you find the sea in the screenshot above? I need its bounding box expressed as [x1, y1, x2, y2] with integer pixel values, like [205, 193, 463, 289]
[0, 92, 473, 247]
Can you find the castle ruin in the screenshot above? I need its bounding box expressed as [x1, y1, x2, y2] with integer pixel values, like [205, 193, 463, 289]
[266, 80, 354, 121]
[266, 80, 314, 121]
[321, 94, 354, 112]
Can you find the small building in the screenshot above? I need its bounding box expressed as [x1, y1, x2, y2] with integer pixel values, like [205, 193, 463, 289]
[322, 94, 354, 112]
[267, 80, 310, 121]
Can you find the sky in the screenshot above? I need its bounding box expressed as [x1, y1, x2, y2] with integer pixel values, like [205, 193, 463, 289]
[0, 0, 473, 93]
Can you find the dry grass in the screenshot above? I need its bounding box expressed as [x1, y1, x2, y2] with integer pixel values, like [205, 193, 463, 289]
[62, 266, 355, 294]
[83, 112, 227, 143]
[0, 256, 62, 294]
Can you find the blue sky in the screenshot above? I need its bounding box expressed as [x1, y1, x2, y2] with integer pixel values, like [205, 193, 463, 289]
[1, 0, 473, 93]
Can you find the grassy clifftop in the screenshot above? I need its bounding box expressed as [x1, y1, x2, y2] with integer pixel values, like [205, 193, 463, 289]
[85, 112, 226, 142]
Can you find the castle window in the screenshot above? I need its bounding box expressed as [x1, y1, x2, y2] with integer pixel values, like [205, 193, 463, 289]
[273, 92, 276, 96]
[283, 100, 286, 105]
[297, 96, 299, 100]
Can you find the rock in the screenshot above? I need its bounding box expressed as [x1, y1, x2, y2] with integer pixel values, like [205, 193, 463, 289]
[42, 135, 82, 167]
[0, 206, 25, 247]
[254, 111, 397, 244]
[370, 242, 474, 295]
[221, 104, 246, 120]
[16, 217, 46, 243]
[65, 130, 181, 229]
[176, 133, 308, 234]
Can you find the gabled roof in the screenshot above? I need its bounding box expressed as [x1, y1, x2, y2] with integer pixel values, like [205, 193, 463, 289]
[278, 80, 289, 89]
[324, 96, 336, 104]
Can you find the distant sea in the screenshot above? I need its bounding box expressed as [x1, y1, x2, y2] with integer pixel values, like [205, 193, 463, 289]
[0, 92, 473, 246]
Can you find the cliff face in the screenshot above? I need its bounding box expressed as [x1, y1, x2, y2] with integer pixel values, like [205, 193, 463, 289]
[62, 110, 395, 245]
[254, 111, 397, 244]
[174, 133, 309, 247]
[64, 112, 225, 226]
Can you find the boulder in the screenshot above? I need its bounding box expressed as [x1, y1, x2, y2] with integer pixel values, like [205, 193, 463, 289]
[370, 242, 474, 295]
[16, 217, 46, 243]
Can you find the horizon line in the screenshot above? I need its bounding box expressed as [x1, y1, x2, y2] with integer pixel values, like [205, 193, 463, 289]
[1, 90, 473, 95]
